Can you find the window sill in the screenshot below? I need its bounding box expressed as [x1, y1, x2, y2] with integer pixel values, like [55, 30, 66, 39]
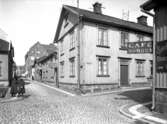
[60, 53, 64, 56]
[60, 76, 64, 78]
[69, 75, 75, 78]
[69, 47, 75, 51]
[96, 75, 110, 77]
[96, 45, 110, 48]
[136, 75, 145, 78]
[119, 47, 128, 50]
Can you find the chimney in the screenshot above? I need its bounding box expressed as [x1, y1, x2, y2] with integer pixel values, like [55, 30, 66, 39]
[137, 15, 148, 25]
[93, 2, 102, 14]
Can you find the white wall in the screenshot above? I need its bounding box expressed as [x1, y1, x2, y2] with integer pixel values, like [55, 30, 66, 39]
[82, 22, 152, 85]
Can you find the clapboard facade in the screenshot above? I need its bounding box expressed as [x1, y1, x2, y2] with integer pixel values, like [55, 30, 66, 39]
[54, 3, 153, 92]
[141, 0, 167, 114]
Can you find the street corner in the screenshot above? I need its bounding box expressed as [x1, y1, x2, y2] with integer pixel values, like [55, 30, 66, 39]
[120, 102, 167, 124]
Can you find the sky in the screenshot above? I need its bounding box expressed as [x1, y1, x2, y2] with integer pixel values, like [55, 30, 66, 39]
[0, 0, 152, 66]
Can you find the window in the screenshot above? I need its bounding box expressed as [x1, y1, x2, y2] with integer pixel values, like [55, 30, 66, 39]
[60, 61, 64, 77]
[150, 60, 153, 76]
[98, 28, 108, 47]
[64, 14, 69, 28]
[69, 58, 75, 77]
[121, 31, 129, 48]
[136, 60, 145, 77]
[60, 40, 63, 53]
[70, 31, 75, 50]
[137, 34, 144, 41]
[0, 62, 2, 77]
[97, 57, 109, 76]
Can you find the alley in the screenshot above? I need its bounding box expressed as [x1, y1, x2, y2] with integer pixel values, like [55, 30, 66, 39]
[0, 80, 152, 124]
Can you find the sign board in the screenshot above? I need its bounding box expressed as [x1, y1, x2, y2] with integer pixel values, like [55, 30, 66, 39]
[127, 41, 152, 54]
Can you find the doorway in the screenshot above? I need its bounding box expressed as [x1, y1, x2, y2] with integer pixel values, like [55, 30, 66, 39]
[120, 58, 130, 86]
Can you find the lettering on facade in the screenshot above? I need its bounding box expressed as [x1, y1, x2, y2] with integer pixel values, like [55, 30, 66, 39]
[127, 41, 153, 54]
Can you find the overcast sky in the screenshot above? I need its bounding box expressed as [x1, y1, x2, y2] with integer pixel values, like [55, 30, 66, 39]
[0, 0, 152, 66]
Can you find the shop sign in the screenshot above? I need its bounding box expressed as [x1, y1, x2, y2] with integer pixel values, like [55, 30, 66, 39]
[127, 41, 152, 54]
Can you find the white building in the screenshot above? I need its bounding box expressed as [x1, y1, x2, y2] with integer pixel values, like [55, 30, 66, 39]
[54, 3, 153, 92]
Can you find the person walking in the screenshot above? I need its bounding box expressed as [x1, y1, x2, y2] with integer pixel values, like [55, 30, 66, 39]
[10, 75, 18, 97]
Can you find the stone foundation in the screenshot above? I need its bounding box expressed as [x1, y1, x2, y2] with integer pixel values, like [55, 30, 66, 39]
[131, 82, 151, 87]
[58, 82, 119, 94]
[155, 89, 167, 115]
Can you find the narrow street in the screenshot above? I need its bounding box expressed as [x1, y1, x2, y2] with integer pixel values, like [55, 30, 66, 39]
[0, 80, 152, 124]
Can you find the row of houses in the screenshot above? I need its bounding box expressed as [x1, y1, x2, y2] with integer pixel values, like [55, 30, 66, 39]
[25, 0, 167, 114]
[25, 42, 58, 83]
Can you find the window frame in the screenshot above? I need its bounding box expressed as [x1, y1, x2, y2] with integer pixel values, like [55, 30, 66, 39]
[60, 61, 64, 78]
[69, 57, 75, 77]
[136, 60, 145, 77]
[60, 40, 64, 55]
[0, 61, 2, 77]
[69, 30, 75, 51]
[120, 31, 129, 49]
[96, 56, 110, 77]
[97, 27, 109, 48]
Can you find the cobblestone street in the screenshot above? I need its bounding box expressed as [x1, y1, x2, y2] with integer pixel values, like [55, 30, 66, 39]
[0, 80, 152, 124]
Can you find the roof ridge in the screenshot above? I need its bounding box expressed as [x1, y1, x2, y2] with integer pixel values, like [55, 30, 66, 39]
[64, 5, 153, 29]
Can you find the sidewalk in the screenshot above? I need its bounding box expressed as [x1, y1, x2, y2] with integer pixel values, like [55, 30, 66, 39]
[120, 102, 167, 124]
[33, 79, 152, 97]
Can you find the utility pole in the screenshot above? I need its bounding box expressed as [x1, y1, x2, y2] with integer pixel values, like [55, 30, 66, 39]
[77, 0, 81, 89]
[141, 9, 155, 110]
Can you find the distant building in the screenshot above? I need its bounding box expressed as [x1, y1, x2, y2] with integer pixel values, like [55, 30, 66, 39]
[141, 0, 167, 114]
[0, 28, 8, 41]
[0, 29, 15, 86]
[16, 65, 26, 76]
[54, 3, 153, 92]
[25, 42, 57, 79]
[34, 51, 58, 84]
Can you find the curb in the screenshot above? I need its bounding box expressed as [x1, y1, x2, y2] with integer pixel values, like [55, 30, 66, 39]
[129, 102, 167, 124]
[33, 81, 76, 97]
[120, 102, 167, 124]
[0, 97, 23, 103]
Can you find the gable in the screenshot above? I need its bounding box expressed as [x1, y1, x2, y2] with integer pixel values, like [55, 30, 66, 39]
[58, 10, 79, 41]
[54, 7, 79, 42]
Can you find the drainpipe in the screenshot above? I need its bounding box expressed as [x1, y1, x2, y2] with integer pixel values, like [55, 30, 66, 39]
[141, 8, 155, 110]
[77, 0, 81, 89]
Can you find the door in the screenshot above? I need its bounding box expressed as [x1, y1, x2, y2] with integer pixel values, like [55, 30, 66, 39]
[120, 65, 129, 86]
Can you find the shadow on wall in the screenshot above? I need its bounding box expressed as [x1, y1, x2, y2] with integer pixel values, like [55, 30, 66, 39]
[115, 89, 152, 103]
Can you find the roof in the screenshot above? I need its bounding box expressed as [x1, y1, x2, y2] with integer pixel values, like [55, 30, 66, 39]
[0, 39, 9, 52]
[41, 44, 57, 55]
[36, 51, 57, 64]
[140, 0, 167, 11]
[54, 5, 153, 42]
